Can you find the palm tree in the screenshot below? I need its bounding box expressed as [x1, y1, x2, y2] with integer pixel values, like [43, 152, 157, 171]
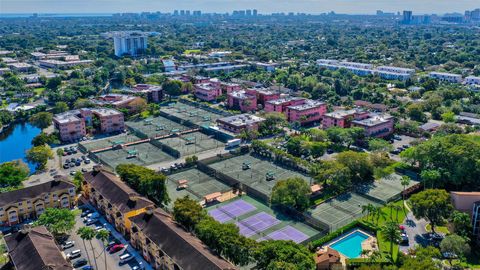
[392, 204, 404, 222]
[373, 206, 385, 225]
[78, 226, 98, 270]
[96, 229, 110, 270]
[400, 176, 410, 202]
[362, 203, 375, 221]
[77, 227, 93, 267]
[381, 221, 402, 258]
[386, 202, 395, 220]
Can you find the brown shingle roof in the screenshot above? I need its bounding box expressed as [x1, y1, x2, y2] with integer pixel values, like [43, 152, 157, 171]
[129, 208, 237, 270]
[82, 169, 153, 213]
[4, 226, 73, 270]
[315, 247, 341, 264]
[0, 179, 74, 206]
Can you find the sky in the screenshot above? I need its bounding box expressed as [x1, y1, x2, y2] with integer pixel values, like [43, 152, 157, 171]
[0, 0, 478, 15]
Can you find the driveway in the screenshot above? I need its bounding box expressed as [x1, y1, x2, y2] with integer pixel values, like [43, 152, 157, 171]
[399, 207, 428, 254]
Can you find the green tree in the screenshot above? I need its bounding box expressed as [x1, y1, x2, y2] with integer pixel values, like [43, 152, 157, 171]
[29, 112, 53, 130]
[77, 226, 98, 269]
[253, 240, 315, 270]
[410, 189, 453, 233]
[311, 160, 351, 193]
[336, 151, 374, 183]
[270, 177, 311, 212]
[45, 77, 62, 90]
[0, 160, 30, 187]
[400, 176, 410, 202]
[381, 221, 401, 257]
[440, 234, 470, 265]
[368, 138, 393, 153]
[441, 111, 455, 123]
[162, 80, 182, 98]
[73, 171, 84, 192]
[26, 145, 53, 170]
[35, 208, 76, 237]
[173, 196, 207, 231]
[407, 103, 427, 122]
[450, 211, 472, 240]
[400, 246, 442, 270]
[53, 102, 69, 114]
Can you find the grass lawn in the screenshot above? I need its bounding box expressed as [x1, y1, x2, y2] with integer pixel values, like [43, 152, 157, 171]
[425, 224, 450, 234]
[184, 49, 201, 54]
[360, 200, 408, 262]
[33, 87, 45, 96]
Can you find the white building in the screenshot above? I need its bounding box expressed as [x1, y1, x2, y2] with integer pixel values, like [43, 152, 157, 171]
[376, 66, 415, 75]
[112, 31, 148, 57]
[465, 76, 480, 86]
[429, 72, 462, 83]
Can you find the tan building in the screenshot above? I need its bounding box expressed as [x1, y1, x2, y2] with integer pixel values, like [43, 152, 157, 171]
[0, 179, 76, 226]
[129, 208, 237, 270]
[451, 192, 480, 241]
[5, 226, 73, 270]
[82, 167, 154, 235]
[315, 247, 342, 270]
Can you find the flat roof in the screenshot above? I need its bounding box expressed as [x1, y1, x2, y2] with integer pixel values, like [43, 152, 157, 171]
[228, 90, 255, 99]
[324, 109, 365, 119]
[352, 114, 393, 127]
[429, 71, 462, 77]
[217, 113, 265, 126]
[266, 96, 304, 105]
[287, 99, 325, 111]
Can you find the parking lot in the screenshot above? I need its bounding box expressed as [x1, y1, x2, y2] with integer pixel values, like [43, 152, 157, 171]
[60, 205, 151, 270]
[389, 135, 417, 160]
[59, 145, 96, 177]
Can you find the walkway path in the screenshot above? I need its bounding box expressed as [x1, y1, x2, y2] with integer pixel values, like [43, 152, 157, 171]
[399, 201, 428, 254]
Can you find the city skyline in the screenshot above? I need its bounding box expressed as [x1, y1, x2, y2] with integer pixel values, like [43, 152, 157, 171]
[1, 0, 478, 15]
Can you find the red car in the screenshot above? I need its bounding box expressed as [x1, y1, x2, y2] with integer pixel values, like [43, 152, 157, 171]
[109, 244, 125, 253]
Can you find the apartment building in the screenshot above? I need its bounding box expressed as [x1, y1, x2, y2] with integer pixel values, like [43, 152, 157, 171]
[131, 84, 164, 103]
[227, 89, 257, 112]
[216, 114, 265, 134]
[82, 167, 154, 235]
[195, 83, 222, 102]
[130, 208, 237, 270]
[112, 31, 148, 57]
[220, 82, 242, 95]
[376, 66, 415, 74]
[264, 97, 305, 113]
[429, 72, 463, 83]
[450, 192, 480, 242]
[465, 76, 480, 86]
[351, 113, 394, 137]
[54, 108, 124, 142]
[5, 226, 74, 270]
[376, 71, 412, 81]
[0, 179, 76, 226]
[38, 59, 93, 69]
[286, 100, 327, 125]
[254, 88, 281, 107]
[322, 109, 370, 129]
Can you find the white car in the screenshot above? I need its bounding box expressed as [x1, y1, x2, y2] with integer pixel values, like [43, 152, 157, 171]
[62, 241, 75, 250]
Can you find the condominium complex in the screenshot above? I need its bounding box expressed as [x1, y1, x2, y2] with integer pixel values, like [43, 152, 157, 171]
[317, 60, 414, 80]
[265, 97, 306, 113]
[0, 179, 76, 226]
[465, 76, 480, 86]
[82, 167, 154, 235]
[286, 99, 327, 125]
[322, 109, 370, 129]
[5, 226, 74, 270]
[450, 192, 480, 242]
[216, 113, 265, 134]
[351, 113, 394, 137]
[195, 82, 222, 102]
[227, 89, 258, 112]
[130, 208, 237, 270]
[93, 94, 145, 112]
[112, 31, 148, 57]
[131, 84, 164, 103]
[53, 108, 125, 142]
[429, 72, 463, 83]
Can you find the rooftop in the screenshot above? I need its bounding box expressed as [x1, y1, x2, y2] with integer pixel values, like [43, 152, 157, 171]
[130, 208, 237, 270]
[228, 90, 255, 99]
[5, 226, 73, 270]
[429, 71, 462, 77]
[352, 114, 393, 127]
[0, 179, 74, 206]
[217, 114, 265, 127]
[53, 110, 83, 124]
[324, 109, 364, 119]
[266, 96, 304, 105]
[287, 99, 325, 111]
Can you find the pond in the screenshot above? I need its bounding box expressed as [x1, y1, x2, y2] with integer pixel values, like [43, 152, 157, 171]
[0, 122, 41, 172]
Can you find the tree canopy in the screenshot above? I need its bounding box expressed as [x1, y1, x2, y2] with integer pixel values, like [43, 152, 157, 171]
[270, 177, 311, 212]
[253, 240, 316, 270]
[0, 160, 30, 188]
[410, 189, 453, 233]
[34, 208, 76, 237]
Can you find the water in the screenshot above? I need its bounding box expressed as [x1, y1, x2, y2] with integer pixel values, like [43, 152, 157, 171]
[0, 122, 41, 172]
[330, 230, 370, 258]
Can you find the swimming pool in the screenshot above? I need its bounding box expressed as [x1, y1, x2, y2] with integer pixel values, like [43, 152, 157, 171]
[330, 230, 370, 258]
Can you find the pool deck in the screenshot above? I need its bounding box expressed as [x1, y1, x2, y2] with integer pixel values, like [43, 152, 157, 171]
[325, 229, 377, 263]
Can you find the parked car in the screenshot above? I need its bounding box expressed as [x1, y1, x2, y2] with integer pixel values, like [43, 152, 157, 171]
[84, 159, 91, 164]
[62, 240, 75, 250]
[73, 258, 88, 268]
[119, 253, 133, 264]
[80, 210, 91, 218]
[66, 249, 81, 259]
[109, 244, 125, 253]
[81, 266, 94, 270]
[85, 218, 97, 226]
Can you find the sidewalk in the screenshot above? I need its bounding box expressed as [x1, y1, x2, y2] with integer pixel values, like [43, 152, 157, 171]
[82, 203, 153, 270]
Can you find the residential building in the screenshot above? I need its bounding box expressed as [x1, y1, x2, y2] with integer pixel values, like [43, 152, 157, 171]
[216, 114, 265, 134]
[131, 84, 164, 103]
[376, 67, 414, 81]
[286, 99, 327, 125]
[354, 100, 389, 112]
[465, 76, 480, 86]
[338, 61, 373, 70]
[7, 62, 34, 73]
[5, 226, 74, 270]
[82, 167, 154, 235]
[450, 192, 480, 242]
[227, 89, 257, 112]
[195, 83, 222, 102]
[264, 97, 305, 113]
[322, 109, 370, 129]
[53, 108, 124, 142]
[254, 88, 281, 107]
[0, 179, 76, 226]
[220, 82, 242, 95]
[38, 59, 93, 69]
[429, 72, 463, 83]
[315, 247, 342, 270]
[162, 59, 177, 72]
[376, 66, 415, 75]
[0, 67, 10, 75]
[94, 94, 144, 112]
[112, 31, 148, 57]
[351, 113, 394, 137]
[130, 208, 237, 270]
[253, 62, 278, 72]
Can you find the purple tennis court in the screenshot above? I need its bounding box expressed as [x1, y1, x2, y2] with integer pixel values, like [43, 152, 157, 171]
[236, 212, 280, 237]
[208, 199, 257, 223]
[263, 225, 309, 243]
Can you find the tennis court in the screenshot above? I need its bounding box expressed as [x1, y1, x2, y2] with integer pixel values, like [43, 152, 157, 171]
[94, 142, 174, 169]
[126, 116, 190, 138]
[161, 103, 223, 127]
[166, 169, 232, 208]
[355, 174, 419, 204]
[80, 134, 142, 152]
[206, 196, 323, 243]
[208, 154, 313, 197]
[158, 132, 223, 156]
[307, 192, 381, 232]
